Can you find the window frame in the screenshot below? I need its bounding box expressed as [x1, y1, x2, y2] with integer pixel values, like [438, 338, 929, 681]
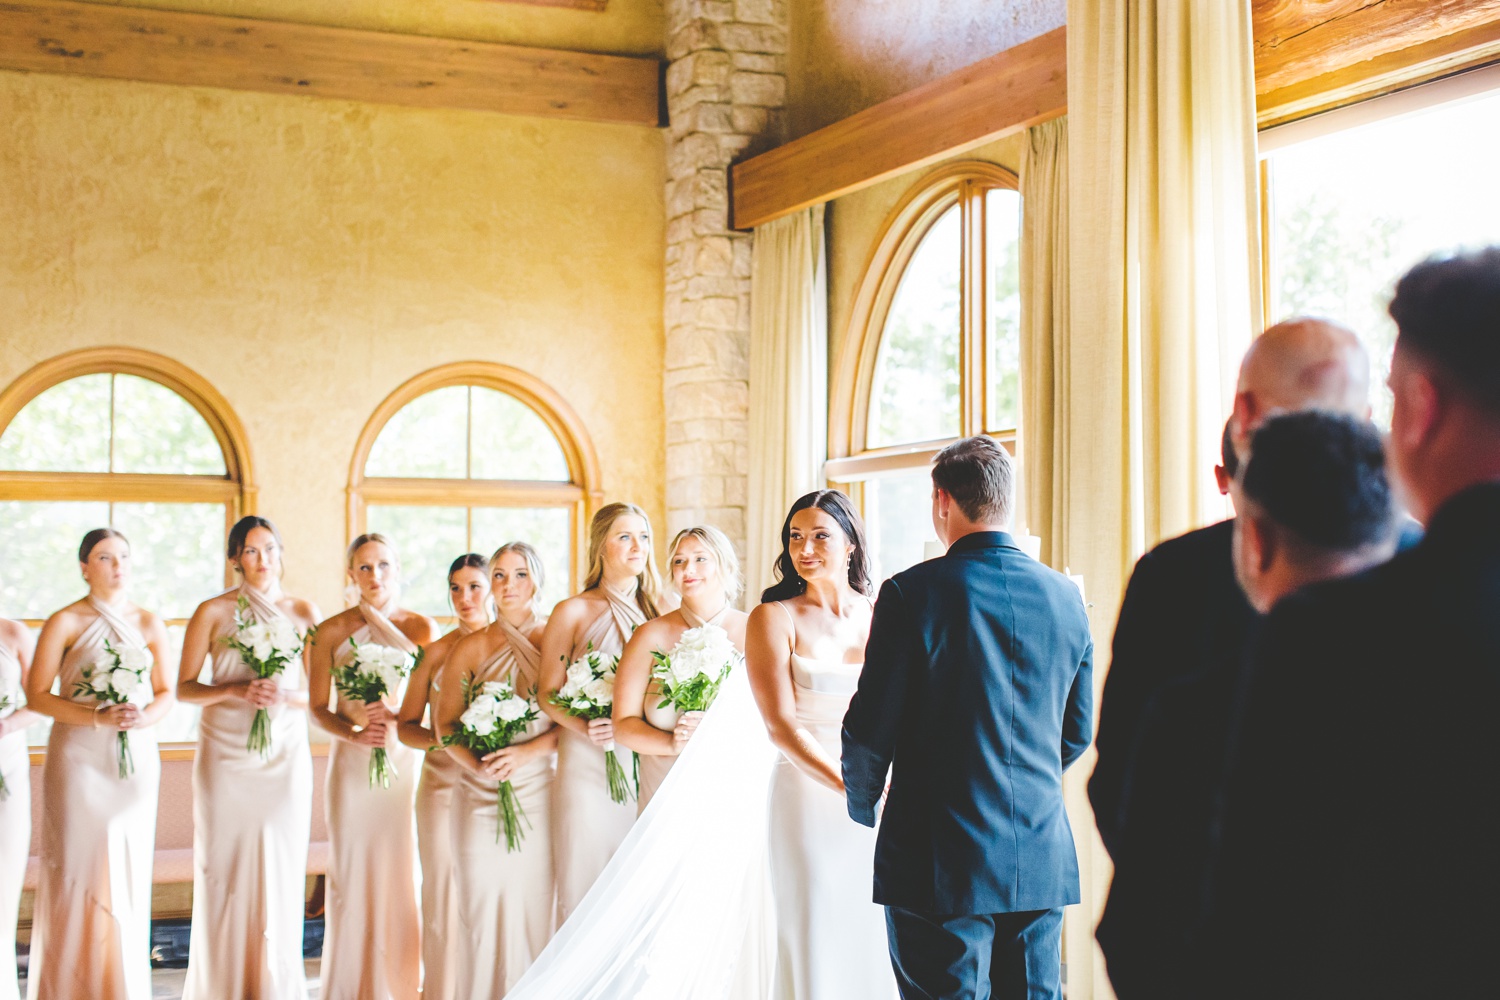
[347, 362, 603, 607]
[827, 161, 1020, 500]
[0, 347, 256, 758]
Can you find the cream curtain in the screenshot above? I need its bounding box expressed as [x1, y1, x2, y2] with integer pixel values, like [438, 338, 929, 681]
[1060, 3, 1262, 997]
[1019, 117, 1070, 569]
[745, 205, 827, 603]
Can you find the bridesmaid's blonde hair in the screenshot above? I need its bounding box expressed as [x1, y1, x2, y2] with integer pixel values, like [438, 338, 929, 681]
[490, 541, 546, 613]
[583, 503, 662, 619]
[668, 525, 743, 605]
[346, 532, 399, 570]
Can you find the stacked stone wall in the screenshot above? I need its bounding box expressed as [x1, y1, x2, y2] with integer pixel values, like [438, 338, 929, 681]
[662, 0, 787, 557]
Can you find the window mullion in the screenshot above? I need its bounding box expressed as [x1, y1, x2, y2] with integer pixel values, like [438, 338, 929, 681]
[960, 183, 987, 437]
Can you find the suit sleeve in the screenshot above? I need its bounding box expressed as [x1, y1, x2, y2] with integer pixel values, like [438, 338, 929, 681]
[1061, 637, 1094, 771]
[1088, 551, 1163, 857]
[841, 578, 912, 828]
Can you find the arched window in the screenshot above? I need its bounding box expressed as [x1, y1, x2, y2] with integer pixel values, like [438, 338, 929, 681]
[348, 363, 600, 619]
[0, 348, 255, 747]
[828, 162, 1022, 580]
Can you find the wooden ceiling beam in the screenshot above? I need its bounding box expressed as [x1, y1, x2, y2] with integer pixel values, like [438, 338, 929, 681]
[729, 26, 1067, 230]
[1253, 0, 1500, 126]
[0, 0, 661, 126]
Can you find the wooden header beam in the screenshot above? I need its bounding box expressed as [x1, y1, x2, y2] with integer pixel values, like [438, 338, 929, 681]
[729, 26, 1066, 230]
[1252, 0, 1500, 127]
[0, 0, 662, 127]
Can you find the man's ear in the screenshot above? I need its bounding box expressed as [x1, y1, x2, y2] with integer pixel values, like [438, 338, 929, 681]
[1397, 367, 1443, 452]
[1231, 391, 1256, 455]
[1214, 464, 1231, 496]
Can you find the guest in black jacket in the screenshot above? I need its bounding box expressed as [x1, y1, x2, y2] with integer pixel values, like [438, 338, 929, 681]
[1089, 317, 1372, 856]
[1203, 247, 1500, 998]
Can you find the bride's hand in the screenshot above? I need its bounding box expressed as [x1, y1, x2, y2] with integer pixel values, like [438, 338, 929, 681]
[671, 711, 704, 755]
[586, 717, 615, 748]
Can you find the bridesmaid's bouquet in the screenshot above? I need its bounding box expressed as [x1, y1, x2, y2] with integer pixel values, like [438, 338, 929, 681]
[445, 678, 540, 851]
[0, 676, 21, 800]
[221, 596, 306, 760]
[650, 623, 743, 714]
[552, 647, 635, 803]
[73, 639, 154, 779]
[333, 639, 420, 788]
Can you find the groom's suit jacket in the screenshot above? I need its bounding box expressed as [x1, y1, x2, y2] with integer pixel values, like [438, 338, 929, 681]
[842, 530, 1094, 915]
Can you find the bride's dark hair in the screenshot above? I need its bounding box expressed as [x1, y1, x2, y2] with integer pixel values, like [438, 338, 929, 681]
[760, 489, 874, 603]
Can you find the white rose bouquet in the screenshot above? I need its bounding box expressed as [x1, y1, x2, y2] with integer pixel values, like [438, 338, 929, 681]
[333, 639, 420, 788]
[550, 646, 635, 803]
[445, 678, 540, 851]
[72, 639, 155, 779]
[221, 596, 306, 760]
[0, 674, 22, 800]
[650, 622, 742, 715]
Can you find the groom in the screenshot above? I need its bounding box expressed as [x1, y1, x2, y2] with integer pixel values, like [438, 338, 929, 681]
[842, 436, 1094, 999]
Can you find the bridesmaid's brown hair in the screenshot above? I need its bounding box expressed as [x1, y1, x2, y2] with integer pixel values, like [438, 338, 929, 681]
[78, 527, 128, 562]
[227, 515, 283, 561]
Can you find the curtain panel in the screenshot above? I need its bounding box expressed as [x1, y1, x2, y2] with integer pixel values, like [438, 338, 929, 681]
[745, 205, 828, 602]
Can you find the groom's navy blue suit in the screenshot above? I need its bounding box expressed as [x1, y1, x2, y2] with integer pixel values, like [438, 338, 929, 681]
[843, 531, 1094, 1000]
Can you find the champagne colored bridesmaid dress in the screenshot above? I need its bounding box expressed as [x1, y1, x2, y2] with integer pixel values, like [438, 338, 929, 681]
[450, 616, 556, 998]
[412, 625, 472, 1000]
[27, 598, 160, 1000]
[320, 601, 422, 1000]
[182, 584, 312, 1000]
[552, 588, 643, 920]
[0, 642, 28, 1000]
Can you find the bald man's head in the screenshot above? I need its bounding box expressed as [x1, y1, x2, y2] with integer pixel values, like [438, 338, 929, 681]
[1232, 318, 1371, 456]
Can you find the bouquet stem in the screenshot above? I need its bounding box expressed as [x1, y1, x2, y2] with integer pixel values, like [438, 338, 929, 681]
[0, 773, 8, 801]
[368, 747, 395, 789]
[603, 746, 634, 804]
[248, 708, 272, 760]
[117, 731, 134, 780]
[497, 779, 530, 851]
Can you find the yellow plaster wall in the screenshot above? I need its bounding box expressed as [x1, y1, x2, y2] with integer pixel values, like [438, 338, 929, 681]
[787, 0, 1064, 139]
[83, 0, 666, 57]
[0, 69, 667, 615]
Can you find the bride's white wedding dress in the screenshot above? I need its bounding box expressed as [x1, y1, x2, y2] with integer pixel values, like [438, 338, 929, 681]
[768, 648, 897, 999]
[505, 610, 897, 999]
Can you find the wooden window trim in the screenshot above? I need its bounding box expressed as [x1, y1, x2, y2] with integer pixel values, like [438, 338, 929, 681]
[347, 362, 603, 598]
[828, 161, 1019, 485]
[1, 348, 255, 757]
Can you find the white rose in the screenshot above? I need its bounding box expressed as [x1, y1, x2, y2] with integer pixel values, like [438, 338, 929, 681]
[582, 676, 614, 707]
[496, 696, 530, 722]
[479, 681, 511, 699]
[352, 643, 384, 667]
[271, 620, 301, 652]
[117, 646, 153, 673]
[110, 665, 140, 694]
[565, 659, 595, 690]
[570, 696, 593, 712]
[89, 668, 113, 694]
[126, 683, 154, 708]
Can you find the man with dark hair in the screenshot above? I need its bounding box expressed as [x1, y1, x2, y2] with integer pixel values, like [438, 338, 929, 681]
[1203, 247, 1500, 997]
[842, 435, 1093, 999]
[1096, 411, 1397, 998]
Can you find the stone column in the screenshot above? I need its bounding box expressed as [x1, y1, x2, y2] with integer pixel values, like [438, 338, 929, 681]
[662, 0, 787, 563]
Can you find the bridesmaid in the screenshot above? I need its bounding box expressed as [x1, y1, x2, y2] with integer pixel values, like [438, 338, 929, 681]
[744, 491, 897, 1000]
[24, 528, 174, 1000]
[397, 553, 490, 1000]
[614, 525, 747, 811]
[309, 533, 439, 1000]
[176, 516, 320, 1000]
[0, 616, 37, 1000]
[435, 542, 558, 997]
[537, 502, 664, 920]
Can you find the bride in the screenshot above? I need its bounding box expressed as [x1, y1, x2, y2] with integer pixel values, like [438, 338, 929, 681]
[505, 491, 896, 999]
